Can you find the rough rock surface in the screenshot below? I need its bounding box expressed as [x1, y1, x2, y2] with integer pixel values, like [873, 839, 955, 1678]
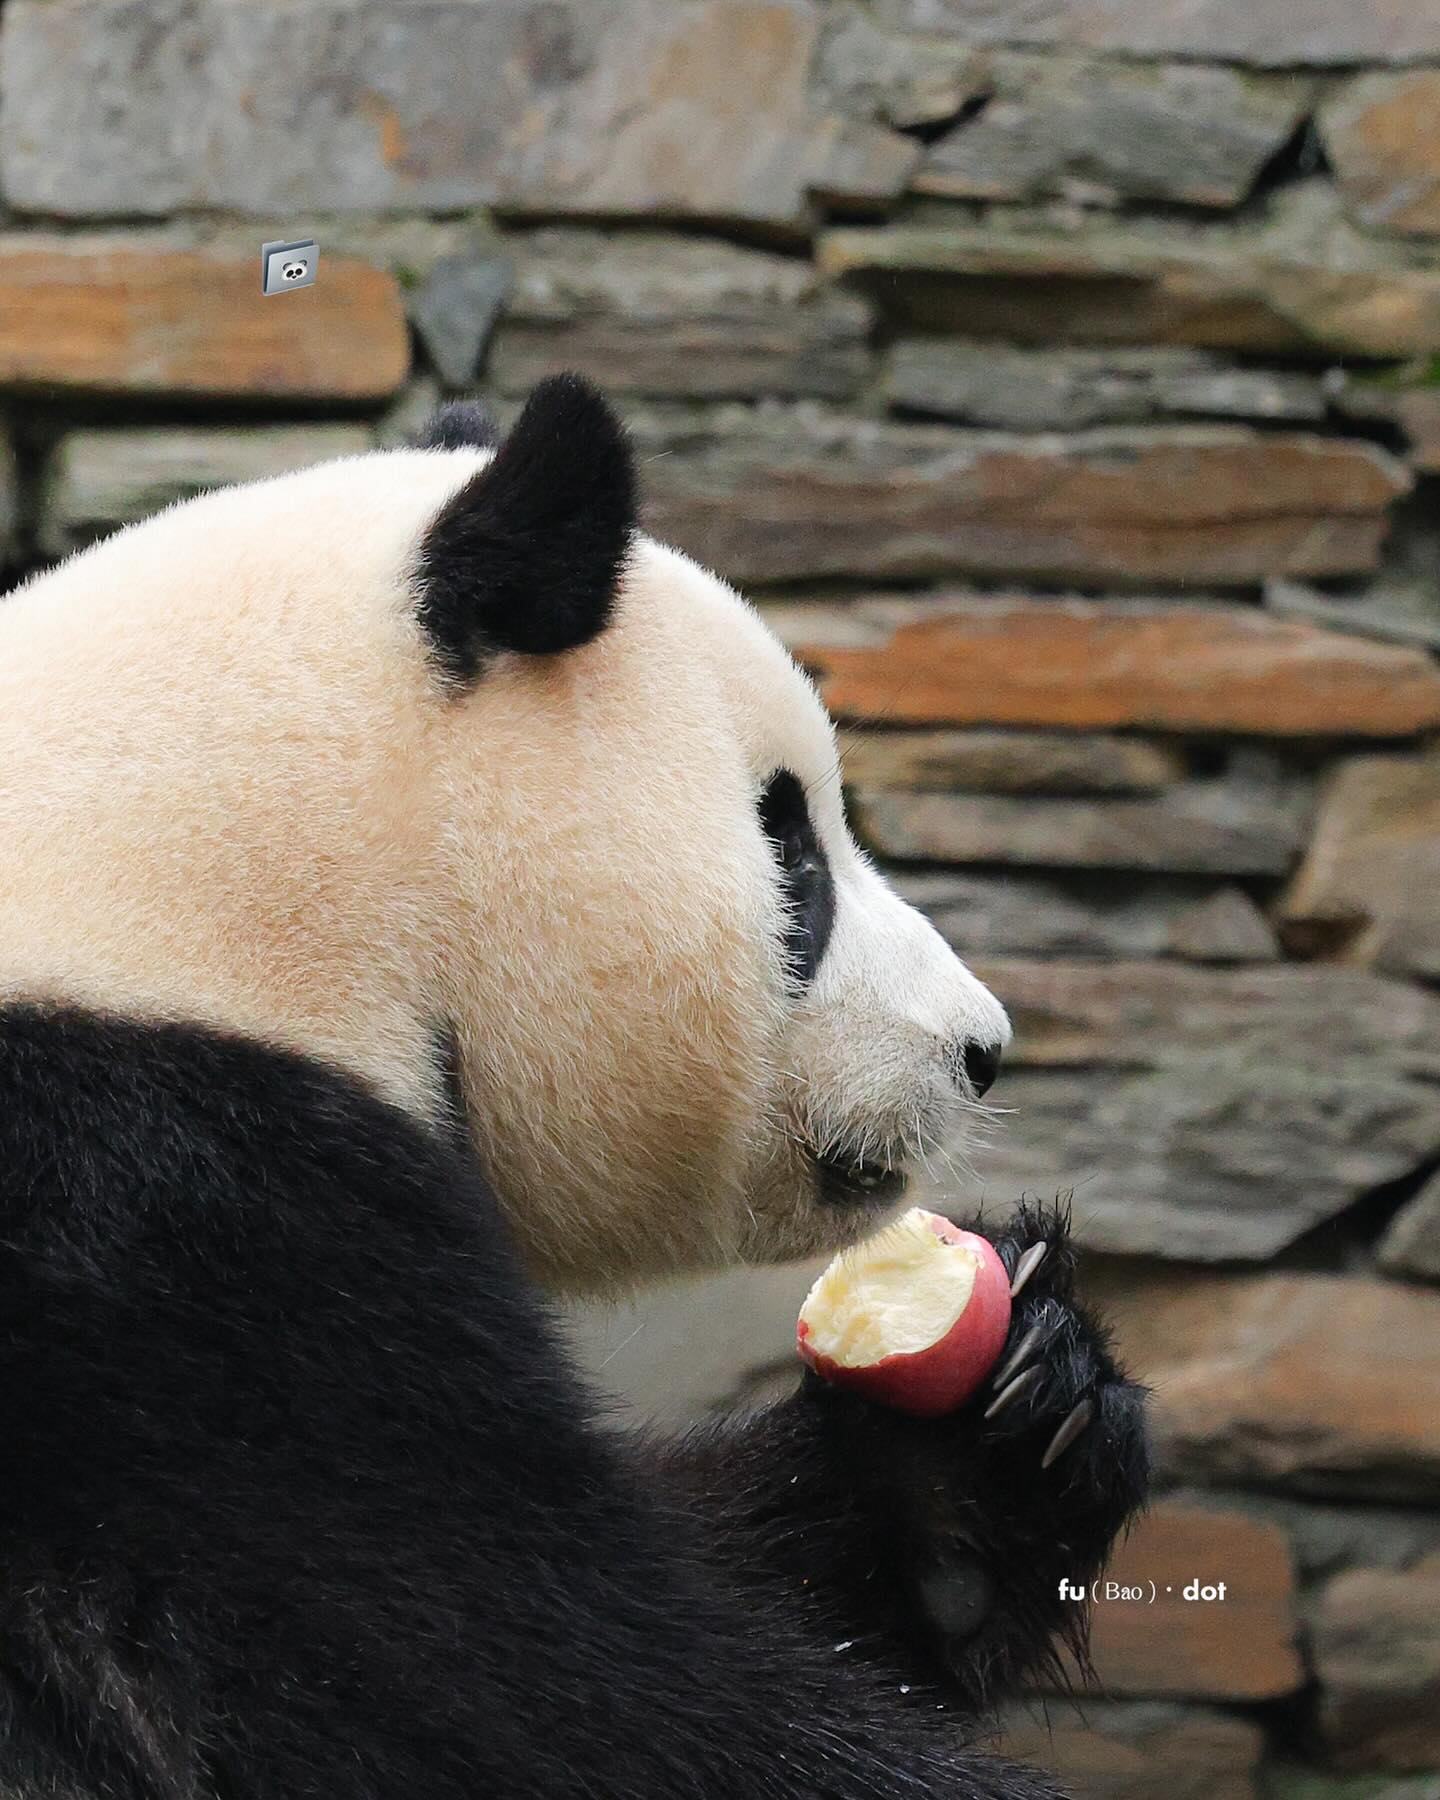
[1083, 1267, 1440, 1500]
[819, 194, 1440, 358]
[999, 1702, 1265, 1800]
[37, 427, 375, 559]
[796, 597, 1440, 736]
[0, 245, 408, 400]
[489, 235, 873, 401]
[409, 255, 514, 391]
[927, 960, 1440, 1260]
[974, 958, 1440, 1081]
[866, 0, 1440, 67]
[915, 55, 1310, 210]
[1046, 1498, 1303, 1700]
[0, 0, 914, 230]
[1379, 1172, 1440, 1285]
[886, 342, 1327, 430]
[853, 777, 1309, 875]
[841, 729, 1185, 795]
[1266, 575, 1440, 654]
[640, 417, 1407, 589]
[1322, 75, 1440, 238]
[1279, 752, 1440, 981]
[1165, 887, 1280, 964]
[1315, 1559, 1440, 1768]
[895, 870, 1279, 962]
[1262, 1770, 1440, 1799]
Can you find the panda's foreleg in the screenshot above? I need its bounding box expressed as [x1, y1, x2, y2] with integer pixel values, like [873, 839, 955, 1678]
[661, 1200, 1149, 1715]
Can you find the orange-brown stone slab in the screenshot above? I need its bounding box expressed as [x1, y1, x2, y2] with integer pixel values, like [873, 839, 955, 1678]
[1051, 1499, 1303, 1701]
[1085, 1266, 1440, 1501]
[1000, 1701, 1264, 1800]
[798, 598, 1440, 737]
[1315, 1557, 1440, 1768]
[0, 250, 409, 400]
[1322, 73, 1440, 237]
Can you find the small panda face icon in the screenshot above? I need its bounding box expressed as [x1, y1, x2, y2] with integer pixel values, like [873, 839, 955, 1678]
[261, 239, 319, 295]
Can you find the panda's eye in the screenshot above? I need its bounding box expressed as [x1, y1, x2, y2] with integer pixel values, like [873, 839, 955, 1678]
[780, 830, 810, 874]
[758, 770, 837, 989]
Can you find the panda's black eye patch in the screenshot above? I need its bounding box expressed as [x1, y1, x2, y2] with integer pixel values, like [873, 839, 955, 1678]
[758, 770, 836, 988]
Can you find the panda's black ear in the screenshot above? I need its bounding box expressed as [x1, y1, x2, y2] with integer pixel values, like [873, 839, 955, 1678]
[413, 375, 636, 682]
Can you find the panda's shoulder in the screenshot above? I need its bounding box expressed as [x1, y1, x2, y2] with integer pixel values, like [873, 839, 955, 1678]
[0, 1002, 536, 1354]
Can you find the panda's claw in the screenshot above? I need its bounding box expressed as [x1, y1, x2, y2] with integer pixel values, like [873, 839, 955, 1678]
[1040, 1398, 1095, 1470]
[1008, 1241, 1048, 1300]
[990, 1321, 1047, 1394]
[983, 1363, 1042, 1420]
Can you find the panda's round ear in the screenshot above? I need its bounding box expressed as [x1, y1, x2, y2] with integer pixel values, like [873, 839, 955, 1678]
[413, 374, 636, 682]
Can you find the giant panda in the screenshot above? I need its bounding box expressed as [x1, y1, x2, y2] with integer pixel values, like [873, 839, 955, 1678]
[0, 374, 1148, 1800]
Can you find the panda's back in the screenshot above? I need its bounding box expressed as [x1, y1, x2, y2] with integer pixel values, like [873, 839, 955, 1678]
[0, 1001, 672, 1798]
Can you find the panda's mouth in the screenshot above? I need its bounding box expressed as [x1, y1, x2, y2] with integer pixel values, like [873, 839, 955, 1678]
[812, 1150, 909, 1207]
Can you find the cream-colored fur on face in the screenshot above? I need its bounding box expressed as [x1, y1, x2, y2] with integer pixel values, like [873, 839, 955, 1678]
[0, 445, 1008, 1292]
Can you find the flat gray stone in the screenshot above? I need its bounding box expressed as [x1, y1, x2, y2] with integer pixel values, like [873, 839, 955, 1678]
[0, 0, 913, 229]
[1164, 886, 1278, 963]
[38, 426, 374, 558]
[1090, 1267, 1440, 1499]
[1379, 1171, 1440, 1284]
[1279, 751, 1440, 982]
[947, 958, 1440, 1257]
[812, 8, 986, 129]
[638, 409, 1404, 588]
[973, 957, 1440, 1083]
[820, 186, 1440, 359]
[887, 343, 1327, 430]
[895, 869, 1279, 961]
[1315, 1562, 1440, 1767]
[852, 769, 1311, 876]
[488, 233, 872, 402]
[940, 1063, 1440, 1261]
[1267, 576, 1440, 654]
[410, 255, 513, 391]
[1321, 73, 1440, 237]
[999, 1702, 1264, 1800]
[1264, 1769, 1440, 1800]
[868, 0, 1440, 67]
[916, 55, 1310, 210]
[840, 728, 1185, 795]
[1229, 1494, 1440, 1581]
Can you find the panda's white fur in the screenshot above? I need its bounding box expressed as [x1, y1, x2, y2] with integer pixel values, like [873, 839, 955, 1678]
[0, 434, 1007, 1291]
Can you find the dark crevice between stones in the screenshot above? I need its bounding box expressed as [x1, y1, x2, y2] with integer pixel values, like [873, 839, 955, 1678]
[3, 406, 58, 584]
[897, 89, 995, 148]
[1271, 1154, 1440, 1276]
[1250, 1679, 1331, 1774]
[1245, 112, 1331, 206]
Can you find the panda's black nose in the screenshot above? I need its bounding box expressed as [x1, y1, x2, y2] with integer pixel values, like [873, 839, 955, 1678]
[959, 1040, 1002, 1099]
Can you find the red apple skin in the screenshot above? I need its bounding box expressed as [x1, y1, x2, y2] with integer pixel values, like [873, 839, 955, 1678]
[797, 1226, 1013, 1419]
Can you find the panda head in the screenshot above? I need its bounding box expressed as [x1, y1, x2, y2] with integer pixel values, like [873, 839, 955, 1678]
[0, 376, 1008, 1292]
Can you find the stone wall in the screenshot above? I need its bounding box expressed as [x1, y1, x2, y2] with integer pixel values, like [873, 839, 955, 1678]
[1, 2, 1438, 1795]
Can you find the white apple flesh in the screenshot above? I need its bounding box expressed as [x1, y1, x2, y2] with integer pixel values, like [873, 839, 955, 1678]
[797, 1208, 1013, 1418]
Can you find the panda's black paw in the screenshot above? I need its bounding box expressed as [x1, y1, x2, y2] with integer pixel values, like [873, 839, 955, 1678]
[803, 1199, 1148, 1706]
[902, 1198, 1150, 1698]
[977, 1198, 1149, 1500]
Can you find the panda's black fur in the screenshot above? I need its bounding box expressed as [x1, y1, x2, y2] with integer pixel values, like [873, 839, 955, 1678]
[414, 378, 635, 678]
[0, 377, 1149, 1798]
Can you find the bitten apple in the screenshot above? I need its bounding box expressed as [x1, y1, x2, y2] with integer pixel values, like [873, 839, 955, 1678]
[797, 1208, 1012, 1417]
